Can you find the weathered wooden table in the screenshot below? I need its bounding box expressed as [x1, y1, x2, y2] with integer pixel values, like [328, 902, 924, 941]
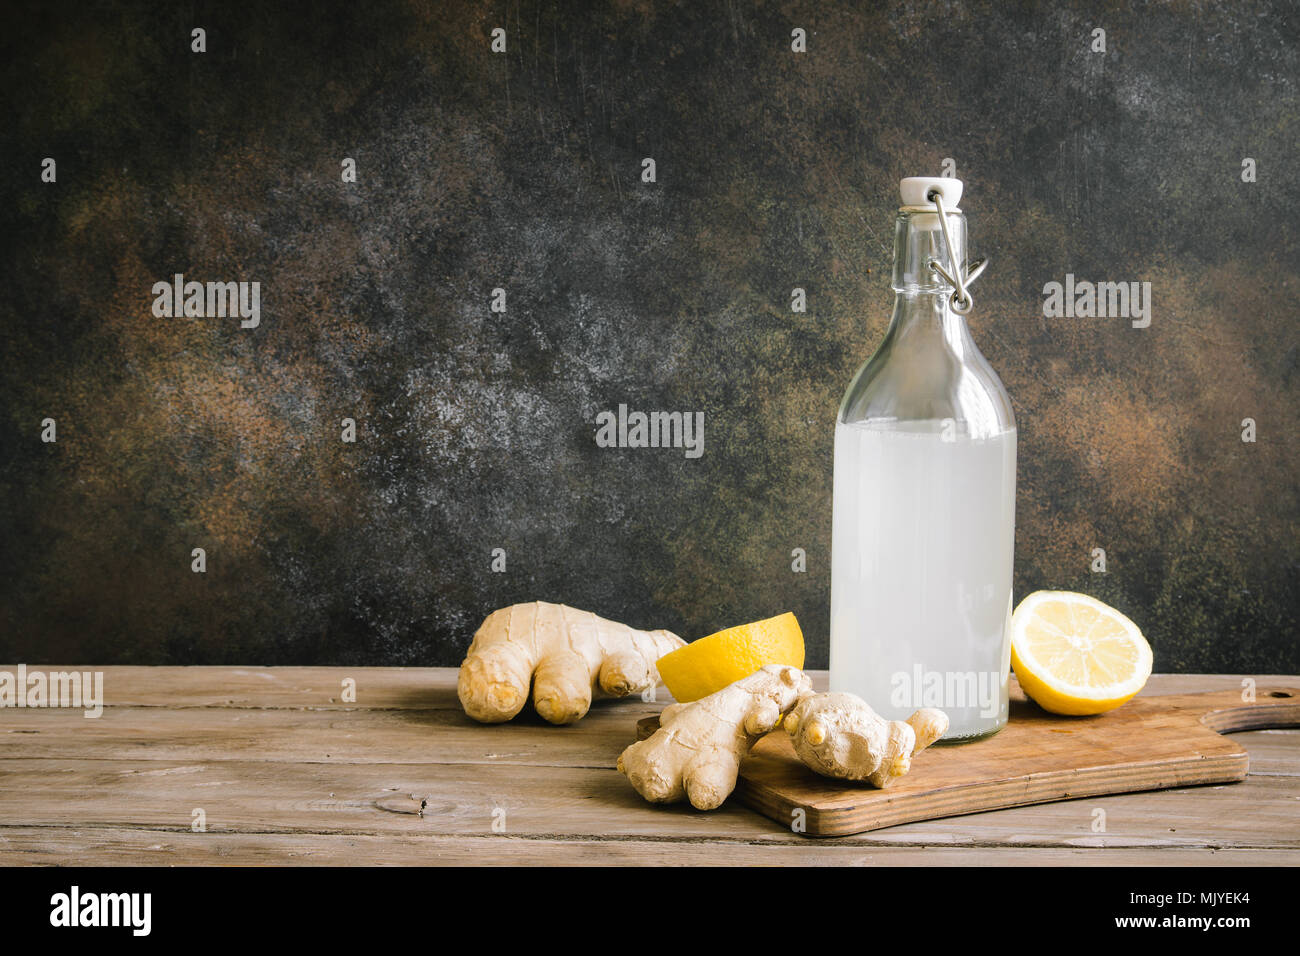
[0, 669, 1295, 865]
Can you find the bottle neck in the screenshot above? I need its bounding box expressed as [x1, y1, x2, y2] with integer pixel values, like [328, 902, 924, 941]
[892, 208, 967, 294]
[887, 208, 973, 350]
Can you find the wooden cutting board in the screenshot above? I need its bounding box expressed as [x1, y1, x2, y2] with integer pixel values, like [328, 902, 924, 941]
[634, 680, 1300, 837]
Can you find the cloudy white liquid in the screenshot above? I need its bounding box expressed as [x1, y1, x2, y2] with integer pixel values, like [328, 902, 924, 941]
[829, 420, 1016, 739]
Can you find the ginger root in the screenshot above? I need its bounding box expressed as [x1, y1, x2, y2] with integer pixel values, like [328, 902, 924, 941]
[617, 664, 813, 810]
[784, 692, 948, 787]
[458, 602, 684, 725]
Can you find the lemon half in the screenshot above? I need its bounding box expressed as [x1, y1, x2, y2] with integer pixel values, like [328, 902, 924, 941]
[1010, 590, 1153, 716]
[656, 612, 805, 703]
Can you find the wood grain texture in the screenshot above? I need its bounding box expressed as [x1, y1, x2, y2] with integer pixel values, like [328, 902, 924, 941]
[2, 758, 1297, 845]
[634, 681, 1300, 837]
[4, 829, 1298, 867]
[0, 668, 1296, 864]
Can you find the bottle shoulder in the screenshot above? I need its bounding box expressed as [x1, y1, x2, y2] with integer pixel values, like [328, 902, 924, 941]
[839, 321, 1015, 437]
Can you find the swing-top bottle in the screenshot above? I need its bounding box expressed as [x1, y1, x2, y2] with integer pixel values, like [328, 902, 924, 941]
[829, 177, 1016, 740]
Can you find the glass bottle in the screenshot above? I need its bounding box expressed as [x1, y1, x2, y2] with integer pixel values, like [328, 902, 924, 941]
[829, 177, 1016, 740]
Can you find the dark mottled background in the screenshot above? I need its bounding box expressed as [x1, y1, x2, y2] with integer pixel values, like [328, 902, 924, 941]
[1, 1, 1296, 670]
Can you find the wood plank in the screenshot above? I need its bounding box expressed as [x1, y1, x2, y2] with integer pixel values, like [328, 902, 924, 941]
[1, 667, 1287, 709]
[9, 695, 1291, 776]
[0, 665, 642, 711]
[0, 758, 1295, 847]
[0, 702, 662, 767]
[1, 827, 1297, 866]
[1231, 729, 1300, 775]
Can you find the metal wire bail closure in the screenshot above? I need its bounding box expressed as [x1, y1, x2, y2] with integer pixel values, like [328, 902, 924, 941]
[926, 188, 988, 315]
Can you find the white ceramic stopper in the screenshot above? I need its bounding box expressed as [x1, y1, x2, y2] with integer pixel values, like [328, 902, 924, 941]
[900, 176, 963, 209]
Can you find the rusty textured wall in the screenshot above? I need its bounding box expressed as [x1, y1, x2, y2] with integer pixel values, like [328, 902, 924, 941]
[1, 1, 1296, 670]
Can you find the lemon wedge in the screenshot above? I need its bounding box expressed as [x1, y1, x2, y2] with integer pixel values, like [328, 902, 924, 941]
[656, 612, 805, 703]
[1010, 590, 1152, 715]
